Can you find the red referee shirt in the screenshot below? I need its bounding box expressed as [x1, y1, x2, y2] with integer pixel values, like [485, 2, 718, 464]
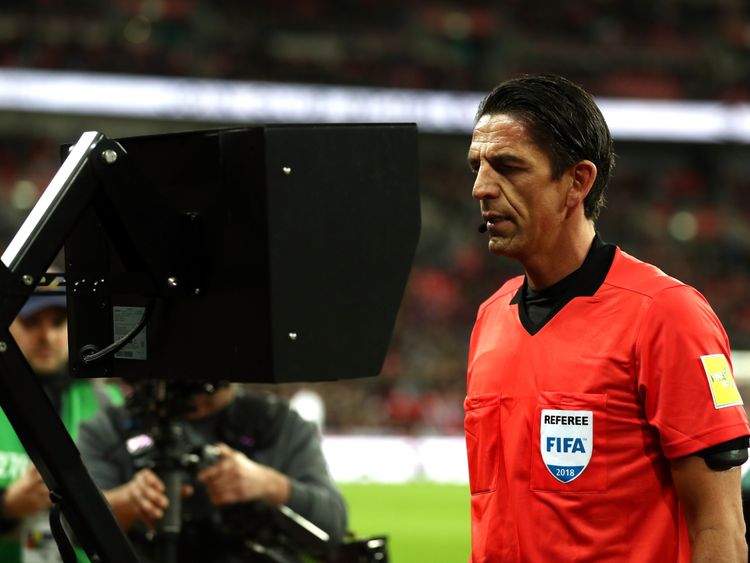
[465, 248, 750, 562]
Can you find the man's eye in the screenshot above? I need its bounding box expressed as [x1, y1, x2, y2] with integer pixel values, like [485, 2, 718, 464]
[20, 318, 40, 329]
[496, 164, 520, 175]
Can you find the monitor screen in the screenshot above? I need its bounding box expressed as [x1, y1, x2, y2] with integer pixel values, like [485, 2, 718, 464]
[64, 124, 420, 383]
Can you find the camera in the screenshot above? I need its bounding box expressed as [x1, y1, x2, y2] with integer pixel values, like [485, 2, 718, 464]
[123, 380, 224, 475]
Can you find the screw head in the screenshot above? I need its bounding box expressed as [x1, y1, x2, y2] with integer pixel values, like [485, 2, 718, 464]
[167, 277, 179, 288]
[21, 274, 34, 286]
[288, 332, 298, 341]
[101, 149, 118, 164]
[282, 166, 292, 175]
[0, 342, 7, 353]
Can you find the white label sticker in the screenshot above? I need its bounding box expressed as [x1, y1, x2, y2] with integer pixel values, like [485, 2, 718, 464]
[113, 306, 147, 360]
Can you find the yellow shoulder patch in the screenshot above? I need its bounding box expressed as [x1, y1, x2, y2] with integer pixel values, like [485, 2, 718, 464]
[700, 354, 743, 409]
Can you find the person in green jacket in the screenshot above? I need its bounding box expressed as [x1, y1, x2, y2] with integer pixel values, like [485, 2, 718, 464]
[0, 293, 122, 562]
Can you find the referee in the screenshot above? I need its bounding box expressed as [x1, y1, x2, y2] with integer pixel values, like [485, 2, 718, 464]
[465, 74, 749, 562]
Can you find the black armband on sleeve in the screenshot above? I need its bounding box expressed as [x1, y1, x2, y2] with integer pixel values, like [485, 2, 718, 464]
[697, 436, 749, 471]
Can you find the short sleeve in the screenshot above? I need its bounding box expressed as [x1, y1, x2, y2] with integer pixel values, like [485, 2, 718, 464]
[635, 285, 749, 459]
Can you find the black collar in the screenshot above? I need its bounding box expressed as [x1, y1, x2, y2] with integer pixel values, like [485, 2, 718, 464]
[510, 233, 616, 335]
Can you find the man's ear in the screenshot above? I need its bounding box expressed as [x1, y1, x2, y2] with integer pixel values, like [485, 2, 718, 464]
[566, 160, 597, 210]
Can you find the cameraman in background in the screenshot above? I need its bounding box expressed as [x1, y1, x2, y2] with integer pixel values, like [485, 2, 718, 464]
[76, 381, 348, 562]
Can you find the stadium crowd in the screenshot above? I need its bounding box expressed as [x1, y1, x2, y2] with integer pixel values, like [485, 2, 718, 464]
[0, 0, 750, 99]
[2, 1, 750, 435]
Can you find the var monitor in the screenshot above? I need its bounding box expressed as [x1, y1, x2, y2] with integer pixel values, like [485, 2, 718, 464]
[64, 124, 420, 384]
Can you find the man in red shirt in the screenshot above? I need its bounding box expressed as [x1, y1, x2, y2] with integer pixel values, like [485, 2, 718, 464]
[466, 74, 750, 562]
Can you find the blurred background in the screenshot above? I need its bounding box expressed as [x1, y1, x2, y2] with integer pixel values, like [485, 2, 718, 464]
[2, 1, 750, 560]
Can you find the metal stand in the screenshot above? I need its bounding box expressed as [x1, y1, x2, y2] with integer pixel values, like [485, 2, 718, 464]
[0, 131, 174, 562]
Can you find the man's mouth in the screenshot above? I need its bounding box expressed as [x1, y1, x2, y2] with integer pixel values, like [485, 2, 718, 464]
[482, 213, 513, 233]
[33, 348, 54, 359]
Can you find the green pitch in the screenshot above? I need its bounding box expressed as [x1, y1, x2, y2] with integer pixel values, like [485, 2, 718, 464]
[339, 482, 470, 562]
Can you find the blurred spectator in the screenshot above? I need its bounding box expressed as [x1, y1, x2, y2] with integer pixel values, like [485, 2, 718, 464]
[0, 292, 122, 562]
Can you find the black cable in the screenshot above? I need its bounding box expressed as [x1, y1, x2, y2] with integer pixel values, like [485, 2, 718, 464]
[49, 493, 78, 563]
[81, 299, 155, 364]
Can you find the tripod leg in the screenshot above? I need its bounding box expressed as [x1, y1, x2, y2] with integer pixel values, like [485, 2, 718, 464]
[158, 469, 182, 563]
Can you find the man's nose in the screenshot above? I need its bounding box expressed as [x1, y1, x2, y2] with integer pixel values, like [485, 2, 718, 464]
[39, 322, 58, 342]
[471, 167, 499, 201]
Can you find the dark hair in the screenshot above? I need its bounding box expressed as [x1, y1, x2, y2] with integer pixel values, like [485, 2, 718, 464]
[476, 74, 615, 221]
